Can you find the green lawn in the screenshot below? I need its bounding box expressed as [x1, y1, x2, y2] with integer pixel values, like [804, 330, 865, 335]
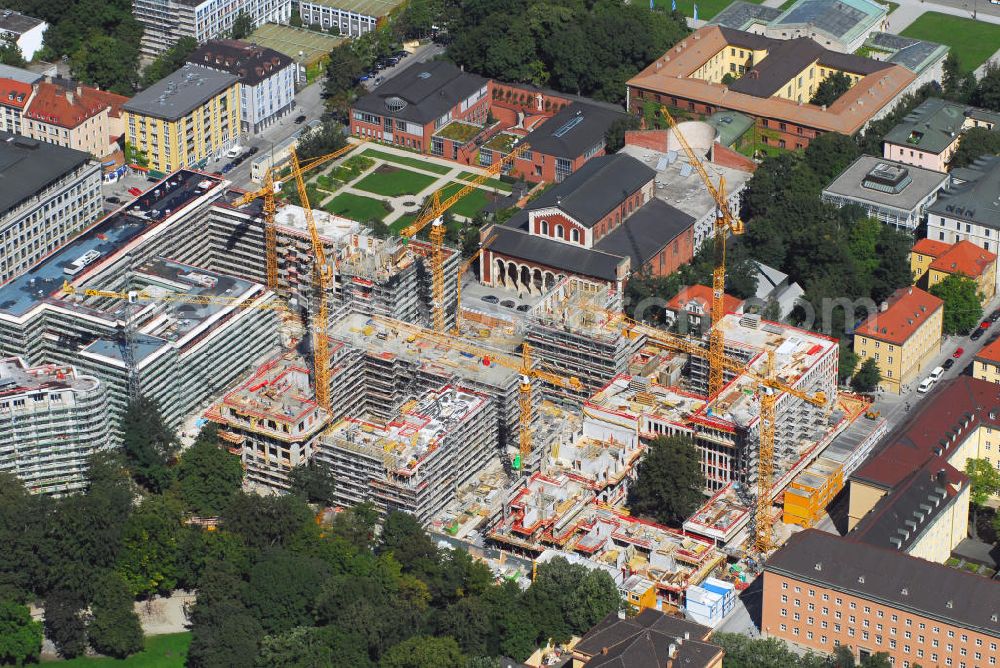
[457, 171, 513, 193]
[353, 165, 438, 197]
[390, 213, 418, 234]
[324, 192, 391, 221]
[901, 12, 1000, 71]
[360, 148, 452, 175]
[49, 633, 190, 667]
[656, 0, 762, 20]
[437, 182, 497, 218]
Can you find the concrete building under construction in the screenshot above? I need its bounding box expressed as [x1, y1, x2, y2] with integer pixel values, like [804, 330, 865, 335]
[317, 385, 498, 522]
[525, 277, 644, 401]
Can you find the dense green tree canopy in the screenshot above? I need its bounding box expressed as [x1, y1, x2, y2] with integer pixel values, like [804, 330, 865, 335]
[0, 37, 26, 67]
[379, 635, 465, 668]
[970, 62, 1000, 111]
[121, 396, 177, 493]
[231, 10, 254, 39]
[87, 572, 144, 659]
[287, 460, 337, 506]
[142, 37, 198, 89]
[851, 357, 881, 394]
[176, 425, 244, 516]
[809, 72, 852, 107]
[627, 435, 706, 526]
[116, 495, 184, 598]
[950, 127, 1000, 168]
[0, 600, 42, 666]
[43, 590, 87, 659]
[929, 274, 983, 335]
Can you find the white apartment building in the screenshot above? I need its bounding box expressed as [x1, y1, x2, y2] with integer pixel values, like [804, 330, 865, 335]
[0, 9, 47, 61]
[0, 357, 112, 495]
[133, 0, 292, 56]
[927, 155, 1000, 287]
[188, 40, 296, 134]
[299, 0, 404, 37]
[0, 132, 102, 284]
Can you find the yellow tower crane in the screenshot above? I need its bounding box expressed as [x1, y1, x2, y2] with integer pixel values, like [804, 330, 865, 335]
[399, 142, 529, 332]
[606, 311, 826, 556]
[659, 105, 745, 398]
[367, 314, 581, 463]
[230, 142, 358, 289]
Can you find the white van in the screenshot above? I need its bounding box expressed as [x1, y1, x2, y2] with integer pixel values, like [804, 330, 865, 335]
[226, 145, 243, 159]
[917, 377, 935, 393]
[929, 366, 945, 382]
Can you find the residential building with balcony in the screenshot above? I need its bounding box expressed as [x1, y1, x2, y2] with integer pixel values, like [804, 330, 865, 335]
[0, 132, 102, 284]
[852, 287, 943, 394]
[0, 357, 112, 495]
[133, 0, 292, 57]
[187, 39, 295, 134]
[123, 63, 240, 174]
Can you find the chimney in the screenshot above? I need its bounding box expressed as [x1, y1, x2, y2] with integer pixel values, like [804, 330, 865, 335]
[76, 85, 82, 96]
[601, 647, 609, 655]
[65, 90, 74, 105]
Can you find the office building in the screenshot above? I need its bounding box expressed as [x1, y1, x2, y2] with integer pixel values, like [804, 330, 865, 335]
[21, 77, 128, 162]
[298, 0, 405, 37]
[350, 60, 489, 156]
[822, 156, 948, 232]
[123, 63, 240, 174]
[626, 26, 916, 150]
[187, 40, 295, 134]
[852, 287, 943, 394]
[0, 357, 112, 495]
[133, 0, 292, 57]
[762, 529, 1000, 667]
[927, 156, 1000, 285]
[0, 9, 46, 61]
[910, 239, 996, 304]
[883, 98, 1000, 172]
[0, 132, 102, 284]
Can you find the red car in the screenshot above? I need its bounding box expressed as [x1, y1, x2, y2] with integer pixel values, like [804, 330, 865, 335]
[953, 347, 964, 358]
[128, 187, 143, 197]
[980, 321, 990, 329]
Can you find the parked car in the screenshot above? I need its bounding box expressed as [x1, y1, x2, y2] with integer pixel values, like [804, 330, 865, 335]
[943, 358, 955, 370]
[954, 347, 965, 358]
[480, 295, 499, 304]
[971, 328, 986, 341]
[980, 320, 991, 329]
[516, 304, 531, 312]
[128, 187, 143, 196]
[105, 196, 121, 204]
[294, 115, 307, 124]
[500, 299, 516, 309]
[990, 309, 1000, 322]
[221, 163, 234, 174]
[247, 146, 259, 156]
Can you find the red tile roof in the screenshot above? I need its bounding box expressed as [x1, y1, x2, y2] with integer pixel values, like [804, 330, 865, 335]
[854, 287, 942, 346]
[852, 376, 1000, 489]
[23, 80, 129, 129]
[667, 284, 743, 315]
[911, 238, 950, 258]
[976, 337, 1000, 365]
[0, 78, 32, 110]
[929, 240, 997, 279]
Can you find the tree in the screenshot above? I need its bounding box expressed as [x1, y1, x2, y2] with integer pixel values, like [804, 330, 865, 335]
[604, 115, 642, 153]
[0, 36, 26, 67]
[941, 52, 968, 102]
[970, 62, 1000, 111]
[222, 493, 317, 551]
[966, 459, 1000, 539]
[287, 460, 336, 506]
[231, 10, 254, 39]
[245, 550, 331, 634]
[87, 572, 144, 659]
[141, 36, 198, 88]
[627, 435, 705, 525]
[809, 72, 852, 107]
[378, 512, 439, 571]
[295, 120, 348, 161]
[838, 342, 858, 383]
[255, 626, 335, 667]
[176, 425, 244, 516]
[379, 635, 465, 668]
[121, 395, 177, 493]
[70, 32, 139, 95]
[714, 633, 809, 668]
[0, 473, 49, 599]
[188, 599, 262, 668]
[44, 590, 88, 659]
[929, 274, 983, 335]
[803, 132, 860, 185]
[0, 600, 41, 666]
[116, 495, 184, 598]
[851, 357, 881, 394]
[950, 127, 1000, 168]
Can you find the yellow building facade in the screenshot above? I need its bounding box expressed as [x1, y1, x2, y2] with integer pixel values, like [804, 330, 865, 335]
[973, 344, 1000, 384]
[853, 288, 943, 394]
[122, 63, 241, 174]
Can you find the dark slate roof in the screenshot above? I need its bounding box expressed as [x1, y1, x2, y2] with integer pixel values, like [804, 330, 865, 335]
[523, 101, 627, 160]
[0, 132, 91, 218]
[0, 9, 44, 34]
[767, 530, 1000, 637]
[710, 2, 782, 30]
[487, 226, 626, 282]
[729, 38, 826, 98]
[928, 155, 1000, 230]
[850, 465, 966, 552]
[352, 60, 488, 125]
[187, 39, 293, 86]
[525, 154, 655, 228]
[883, 98, 971, 155]
[594, 199, 694, 270]
[851, 376, 1000, 490]
[575, 610, 721, 668]
[817, 50, 893, 76]
[717, 26, 779, 51]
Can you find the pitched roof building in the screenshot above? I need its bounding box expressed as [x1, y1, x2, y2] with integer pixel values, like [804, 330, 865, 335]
[626, 25, 916, 151]
[572, 609, 724, 668]
[927, 156, 1000, 276]
[0, 77, 31, 135]
[666, 284, 744, 334]
[973, 338, 1000, 385]
[482, 154, 695, 292]
[883, 98, 1000, 172]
